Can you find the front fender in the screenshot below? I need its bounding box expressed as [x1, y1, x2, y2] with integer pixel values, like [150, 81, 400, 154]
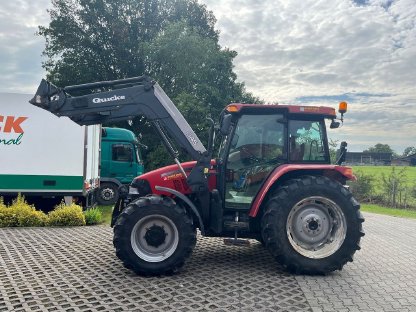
[111, 186, 205, 235]
[155, 186, 205, 235]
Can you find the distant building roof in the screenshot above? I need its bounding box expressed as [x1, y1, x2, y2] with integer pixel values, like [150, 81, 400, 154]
[392, 153, 416, 166]
[345, 152, 392, 164]
[346, 152, 392, 159]
[395, 153, 416, 161]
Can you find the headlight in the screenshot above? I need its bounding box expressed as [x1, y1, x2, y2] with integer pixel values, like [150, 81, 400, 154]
[130, 178, 151, 196]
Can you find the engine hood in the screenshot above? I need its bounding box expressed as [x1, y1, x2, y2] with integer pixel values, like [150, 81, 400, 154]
[135, 160, 216, 195]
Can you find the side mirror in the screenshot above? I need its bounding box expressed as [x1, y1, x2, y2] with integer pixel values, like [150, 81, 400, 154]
[336, 141, 348, 165]
[330, 120, 340, 129]
[220, 114, 232, 135]
[137, 142, 148, 150]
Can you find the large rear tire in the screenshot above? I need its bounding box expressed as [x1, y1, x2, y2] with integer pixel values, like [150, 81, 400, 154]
[261, 175, 364, 274]
[113, 195, 196, 275]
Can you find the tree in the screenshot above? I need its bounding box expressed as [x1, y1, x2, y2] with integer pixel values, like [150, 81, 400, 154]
[136, 22, 260, 167]
[364, 143, 395, 154]
[38, 0, 260, 169]
[403, 146, 416, 157]
[144, 21, 259, 116]
[39, 0, 218, 86]
[328, 138, 339, 164]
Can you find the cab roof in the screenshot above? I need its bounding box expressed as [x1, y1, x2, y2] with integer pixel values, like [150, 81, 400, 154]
[225, 103, 337, 119]
[102, 127, 137, 143]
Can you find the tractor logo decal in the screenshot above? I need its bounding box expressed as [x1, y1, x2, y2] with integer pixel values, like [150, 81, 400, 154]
[0, 115, 27, 146]
[161, 170, 185, 181]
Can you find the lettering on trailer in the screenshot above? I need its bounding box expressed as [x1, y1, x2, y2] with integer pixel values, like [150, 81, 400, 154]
[0, 115, 28, 146]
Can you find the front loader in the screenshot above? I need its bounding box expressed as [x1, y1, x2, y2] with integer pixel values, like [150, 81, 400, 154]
[30, 76, 364, 275]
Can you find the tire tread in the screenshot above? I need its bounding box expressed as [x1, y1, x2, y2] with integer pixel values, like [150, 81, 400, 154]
[261, 175, 364, 274]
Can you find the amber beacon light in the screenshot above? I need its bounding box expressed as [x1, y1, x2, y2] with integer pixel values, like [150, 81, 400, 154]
[339, 101, 348, 114]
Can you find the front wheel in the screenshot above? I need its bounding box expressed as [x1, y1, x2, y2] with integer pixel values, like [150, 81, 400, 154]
[113, 196, 196, 275]
[261, 176, 364, 274]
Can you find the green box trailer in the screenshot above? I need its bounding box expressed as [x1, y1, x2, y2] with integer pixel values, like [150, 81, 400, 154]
[0, 93, 145, 207]
[0, 93, 100, 206]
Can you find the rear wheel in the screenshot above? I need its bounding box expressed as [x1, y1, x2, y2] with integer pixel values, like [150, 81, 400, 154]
[113, 195, 196, 275]
[97, 183, 119, 205]
[261, 175, 364, 274]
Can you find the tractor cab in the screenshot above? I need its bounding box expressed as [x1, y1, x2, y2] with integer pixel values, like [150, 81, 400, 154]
[217, 103, 337, 212]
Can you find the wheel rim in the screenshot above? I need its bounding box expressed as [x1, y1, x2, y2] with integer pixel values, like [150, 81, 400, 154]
[131, 215, 179, 262]
[100, 188, 115, 201]
[286, 196, 347, 259]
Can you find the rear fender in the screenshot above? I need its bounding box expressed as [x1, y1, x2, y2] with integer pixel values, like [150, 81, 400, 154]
[249, 164, 355, 217]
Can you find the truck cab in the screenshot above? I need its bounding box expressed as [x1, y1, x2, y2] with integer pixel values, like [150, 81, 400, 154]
[98, 127, 144, 205]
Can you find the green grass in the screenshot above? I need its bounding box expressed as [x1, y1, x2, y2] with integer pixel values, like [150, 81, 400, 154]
[361, 204, 416, 219]
[352, 166, 416, 190]
[96, 205, 113, 225]
[352, 165, 416, 207]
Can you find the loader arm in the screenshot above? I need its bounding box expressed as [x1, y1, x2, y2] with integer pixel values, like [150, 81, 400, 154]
[30, 76, 206, 160]
[30, 76, 210, 192]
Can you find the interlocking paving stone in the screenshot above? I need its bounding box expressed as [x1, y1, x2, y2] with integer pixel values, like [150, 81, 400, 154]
[0, 226, 310, 311]
[1, 212, 415, 311]
[296, 212, 416, 312]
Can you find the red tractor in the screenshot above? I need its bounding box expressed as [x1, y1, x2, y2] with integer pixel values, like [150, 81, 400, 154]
[30, 76, 364, 275]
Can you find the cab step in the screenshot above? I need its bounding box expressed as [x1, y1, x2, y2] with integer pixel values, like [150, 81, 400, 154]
[223, 221, 250, 230]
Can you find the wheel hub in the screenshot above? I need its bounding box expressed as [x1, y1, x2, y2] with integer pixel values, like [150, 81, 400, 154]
[287, 196, 347, 259]
[101, 188, 114, 200]
[306, 216, 320, 231]
[291, 207, 331, 246]
[131, 214, 179, 262]
[144, 224, 167, 248]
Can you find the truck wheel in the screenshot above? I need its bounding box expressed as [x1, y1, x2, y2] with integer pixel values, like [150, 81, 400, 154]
[261, 175, 364, 274]
[113, 195, 196, 275]
[97, 183, 119, 205]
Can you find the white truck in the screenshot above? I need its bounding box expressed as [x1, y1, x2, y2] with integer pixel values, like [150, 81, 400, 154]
[0, 93, 100, 206]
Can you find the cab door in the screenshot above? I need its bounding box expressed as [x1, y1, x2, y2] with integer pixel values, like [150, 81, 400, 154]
[224, 113, 286, 210]
[109, 143, 137, 184]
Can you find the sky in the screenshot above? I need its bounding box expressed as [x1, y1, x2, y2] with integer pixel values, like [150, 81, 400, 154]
[0, 0, 415, 153]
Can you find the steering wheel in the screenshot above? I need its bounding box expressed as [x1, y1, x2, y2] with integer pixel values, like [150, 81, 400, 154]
[240, 146, 260, 165]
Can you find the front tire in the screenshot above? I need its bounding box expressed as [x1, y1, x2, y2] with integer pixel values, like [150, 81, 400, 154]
[113, 195, 196, 275]
[261, 176, 364, 274]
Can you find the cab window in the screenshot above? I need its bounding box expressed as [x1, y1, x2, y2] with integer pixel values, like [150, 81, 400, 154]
[289, 120, 327, 162]
[112, 144, 133, 162]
